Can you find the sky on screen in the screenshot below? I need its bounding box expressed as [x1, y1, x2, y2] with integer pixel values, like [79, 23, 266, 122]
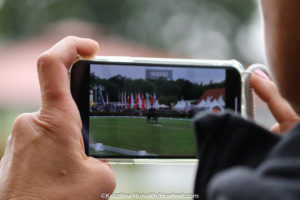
[91, 64, 225, 85]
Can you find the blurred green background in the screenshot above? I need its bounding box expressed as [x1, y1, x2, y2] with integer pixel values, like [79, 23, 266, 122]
[0, 0, 275, 199]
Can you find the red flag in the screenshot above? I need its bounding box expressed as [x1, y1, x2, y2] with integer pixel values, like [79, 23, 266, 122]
[127, 95, 130, 108]
[150, 94, 154, 106]
[142, 93, 145, 109]
[135, 93, 138, 108]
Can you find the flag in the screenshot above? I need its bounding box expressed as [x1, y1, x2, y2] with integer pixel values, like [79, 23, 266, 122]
[94, 89, 97, 103]
[127, 94, 130, 108]
[97, 85, 105, 105]
[142, 93, 145, 109]
[154, 99, 159, 109]
[150, 94, 154, 106]
[153, 92, 158, 108]
[124, 92, 127, 106]
[138, 93, 142, 108]
[131, 93, 134, 108]
[135, 93, 138, 108]
[106, 94, 109, 105]
[121, 92, 123, 104]
[90, 90, 94, 104]
[145, 93, 150, 109]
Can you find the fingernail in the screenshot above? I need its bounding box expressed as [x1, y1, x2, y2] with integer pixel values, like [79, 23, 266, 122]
[254, 69, 270, 80]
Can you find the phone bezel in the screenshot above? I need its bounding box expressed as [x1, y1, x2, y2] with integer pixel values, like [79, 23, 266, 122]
[71, 58, 242, 159]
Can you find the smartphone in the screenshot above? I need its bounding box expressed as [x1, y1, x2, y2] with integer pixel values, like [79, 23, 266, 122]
[71, 57, 242, 160]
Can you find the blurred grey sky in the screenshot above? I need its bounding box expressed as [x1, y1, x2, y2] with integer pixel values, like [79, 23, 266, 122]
[91, 64, 225, 85]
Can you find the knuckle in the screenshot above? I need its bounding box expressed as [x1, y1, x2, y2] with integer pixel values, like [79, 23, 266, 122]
[13, 113, 30, 128]
[12, 113, 33, 137]
[64, 35, 79, 43]
[37, 51, 57, 70]
[11, 113, 43, 153]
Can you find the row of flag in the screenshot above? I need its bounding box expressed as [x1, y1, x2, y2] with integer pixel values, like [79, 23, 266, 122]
[91, 85, 158, 109]
[124, 92, 157, 109]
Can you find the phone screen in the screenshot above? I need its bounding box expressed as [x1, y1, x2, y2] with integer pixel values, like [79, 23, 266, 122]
[71, 60, 241, 158]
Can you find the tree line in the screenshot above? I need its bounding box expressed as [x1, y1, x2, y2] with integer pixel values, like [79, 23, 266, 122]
[90, 73, 225, 106]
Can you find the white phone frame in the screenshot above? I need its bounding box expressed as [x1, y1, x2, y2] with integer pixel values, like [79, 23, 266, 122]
[83, 56, 248, 164]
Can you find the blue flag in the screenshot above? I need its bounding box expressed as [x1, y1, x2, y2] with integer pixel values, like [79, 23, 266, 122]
[97, 85, 105, 105]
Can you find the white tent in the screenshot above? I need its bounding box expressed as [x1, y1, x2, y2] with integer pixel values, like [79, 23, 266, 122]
[211, 99, 219, 106]
[159, 104, 169, 109]
[204, 96, 213, 108]
[173, 99, 186, 111]
[206, 96, 213, 102]
[196, 99, 208, 108]
[218, 95, 225, 106]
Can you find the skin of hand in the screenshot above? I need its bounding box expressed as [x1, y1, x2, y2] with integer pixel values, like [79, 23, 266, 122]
[251, 69, 300, 133]
[260, 0, 300, 115]
[0, 36, 116, 200]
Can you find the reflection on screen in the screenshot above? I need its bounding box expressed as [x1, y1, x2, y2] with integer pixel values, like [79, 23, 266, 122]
[89, 64, 226, 157]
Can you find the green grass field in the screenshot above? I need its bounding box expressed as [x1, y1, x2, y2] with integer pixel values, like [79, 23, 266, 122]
[89, 117, 196, 156]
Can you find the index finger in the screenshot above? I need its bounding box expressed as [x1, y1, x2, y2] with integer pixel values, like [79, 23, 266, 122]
[251, 71, 300, 124]
[37, 36, 99, 108]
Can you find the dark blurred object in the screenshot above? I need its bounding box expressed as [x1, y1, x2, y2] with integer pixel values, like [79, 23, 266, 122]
[193, 112, 279, 199]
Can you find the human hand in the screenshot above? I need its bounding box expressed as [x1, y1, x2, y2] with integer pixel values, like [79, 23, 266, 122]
[0, 36, 116, 200]
[251, 69, 300, 133]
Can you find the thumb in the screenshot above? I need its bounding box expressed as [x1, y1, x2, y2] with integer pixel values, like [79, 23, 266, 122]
[37, 36, 99, 111]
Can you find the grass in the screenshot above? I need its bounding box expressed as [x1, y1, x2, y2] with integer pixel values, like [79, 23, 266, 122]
[89, 117, 196, 156]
